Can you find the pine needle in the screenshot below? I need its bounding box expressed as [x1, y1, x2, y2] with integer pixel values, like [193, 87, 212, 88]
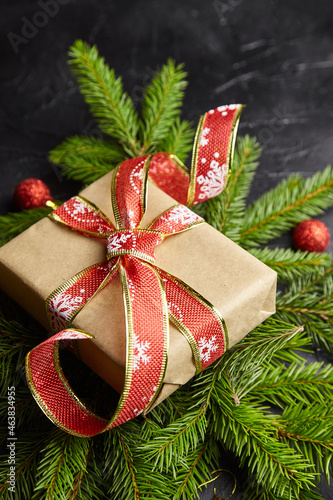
[69, 40, 141, 157]
[139, 59, 188, 154]
[157, 117, 195, 163]
[249, 247, 332, 282]
[240, 166, 333, 247]
[0, 207, 52, 246]
[49, 135, 127, 184]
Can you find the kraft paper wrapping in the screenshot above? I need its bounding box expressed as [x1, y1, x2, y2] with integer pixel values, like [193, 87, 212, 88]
[0, 172, 277, 408]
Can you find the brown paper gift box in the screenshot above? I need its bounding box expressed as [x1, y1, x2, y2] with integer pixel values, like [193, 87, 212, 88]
[0, 171, 277, 408]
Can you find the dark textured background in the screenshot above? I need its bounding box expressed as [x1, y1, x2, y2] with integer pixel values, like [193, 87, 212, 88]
[1, 1, 333, 498]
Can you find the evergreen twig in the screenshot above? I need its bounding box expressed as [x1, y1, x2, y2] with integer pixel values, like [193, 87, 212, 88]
[68, 40, 141, 157]
[240, 166, 333, 247]
[0, 207, 52, 247]
[139, 59, 188, 154]
[49, 136, 127, 184]
[157, 117, 195, 163]
[248, 247, 332, 282]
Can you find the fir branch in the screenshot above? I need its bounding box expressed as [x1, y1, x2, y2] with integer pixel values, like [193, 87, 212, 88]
[248, 362, 333, 408]
[0, 387, 43, 430]
[0, 317, 43, 345]
[49, 135, 127, 184]
[139, 364, 220, 472]
[278, 403, 333, 484]
[276, 266, 333, 352]
[0, 430, 48, 500]
[1, 338, 29, 397]
[0, 207, 52, 247]
[32, 430, 98, 500]
[240, 166, 333, 247]
[103, 423, 140, 500]
[243, 480, 324, 500]
[220, 319, 306, 398]
[157, 118, 195, 163]
[212, 382, 317, 497]
[249, 247, 332, 282]
[202, 135, 261, 241]
[172, 440, 220, 500]
[139, 408, 208, 472]
[0, 318, 44, 397]
[139, 59, 188, 154]
[69, 40, 141, 157]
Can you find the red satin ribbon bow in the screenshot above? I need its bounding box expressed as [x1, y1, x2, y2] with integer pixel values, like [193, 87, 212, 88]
[25, 105, 243, 436]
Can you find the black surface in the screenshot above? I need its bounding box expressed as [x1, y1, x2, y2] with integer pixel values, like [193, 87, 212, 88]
[1, 1, 333, 498]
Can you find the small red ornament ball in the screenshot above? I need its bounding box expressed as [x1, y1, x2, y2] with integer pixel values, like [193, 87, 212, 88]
[13, 178, 52, 210]
[293, 219, 330, 253]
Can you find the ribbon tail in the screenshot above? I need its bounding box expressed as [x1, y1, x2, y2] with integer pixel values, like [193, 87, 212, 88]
[187, 104, 244, 205]
[147, 105, 244, 206]
[25, 329, 109, 437]
[27, 257, 170, 436]
[155, 267, 228, 373]
[108, 257, 169, 424]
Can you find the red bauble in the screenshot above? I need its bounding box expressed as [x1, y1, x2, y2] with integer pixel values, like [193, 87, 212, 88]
[13, 178, 53, 210]
[293, 219, 330, 253]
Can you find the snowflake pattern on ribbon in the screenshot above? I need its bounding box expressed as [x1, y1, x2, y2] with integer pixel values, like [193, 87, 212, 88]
[64, 199, 94, 221]
[133, 334, 151, 371]
[48, 291, 84, 333]
[107, 232, 134, 252]
[196, 160, 227, 200]
[198, 336, 218, 363]
[159, 205, 202, 233]
[199, 127, 210, 147]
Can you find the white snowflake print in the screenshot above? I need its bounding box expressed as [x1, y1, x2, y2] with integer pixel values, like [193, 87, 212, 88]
[72, 200, 93, 215]
[161, 205, 202, 231]
[199, 127, 210, 147]
[107, 232, 134, 253]
[59, 331, 85, 341]
[129, 162, 144, 194]
[64, 198, 95, 222]
[198, 336, 218, 363]
[197, 160, 227, 200]
[48, 292, 84, 332]
[132, 334, 151, 372]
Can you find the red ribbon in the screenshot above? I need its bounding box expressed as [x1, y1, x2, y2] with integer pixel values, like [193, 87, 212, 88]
[25, 105, 243, 436]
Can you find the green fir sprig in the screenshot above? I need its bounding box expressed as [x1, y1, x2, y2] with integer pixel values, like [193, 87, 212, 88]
[0, 41, 333, 500]
[239, 166, 333, 248]
[0, 207, 53, 246]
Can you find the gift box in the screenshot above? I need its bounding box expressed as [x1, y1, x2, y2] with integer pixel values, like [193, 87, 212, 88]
[0, 108, 277, 436]
[0, 172, 276, 388]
